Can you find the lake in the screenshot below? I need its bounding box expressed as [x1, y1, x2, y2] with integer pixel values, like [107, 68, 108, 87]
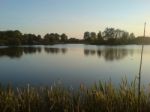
[0, 44, 149, 88]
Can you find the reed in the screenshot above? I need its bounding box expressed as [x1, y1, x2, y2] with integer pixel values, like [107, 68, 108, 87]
[0, 79, 150, 112]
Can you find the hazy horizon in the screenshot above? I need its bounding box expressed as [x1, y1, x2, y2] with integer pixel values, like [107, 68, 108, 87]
[0, 0, 150, 38]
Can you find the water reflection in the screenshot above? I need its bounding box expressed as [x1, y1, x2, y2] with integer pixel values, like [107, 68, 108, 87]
[0, 47, 23, 58]
[0, 47, 67, 58]
[23, 47, 41, 54]
[0, 45, 149, 87]
[0, 46, 133, 61]
[84, 47, 134, 61]
[44, 47, 67, 54]
[103, 48, 128, 61]
[0, 47, 42, 58]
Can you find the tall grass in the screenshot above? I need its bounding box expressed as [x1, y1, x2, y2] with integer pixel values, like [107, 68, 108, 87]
[0, 79, 150, 112]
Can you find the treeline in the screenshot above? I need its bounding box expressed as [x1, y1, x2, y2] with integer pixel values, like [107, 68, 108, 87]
[0, 30, 81, 46]
[84, 28, 135, 45]
[0, 28, 150, 46]
[83, 28, 150, 45]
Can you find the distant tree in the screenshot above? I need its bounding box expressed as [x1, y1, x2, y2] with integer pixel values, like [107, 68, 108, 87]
[0, 29, 143, 46]
[8, 37, 22, 45]
[22, 33, 42, 45]
[119, 31, 129, 44]
[109, 29, 129, 43]
[43, 33, 60, 44]
[44, 34, 50, 40]
[54, 33, 60, 41]
[97, 31, 102, 40]
[60, 33, 68, 42]
[43, 34, 48, 44]
[114, 29, 122, 38]
[102, 28, 132, 44]
[103, 28, 115, 39]
[129, 33, 135, 39]
[13, 30, 22, 39]
[37, 35, 42, 40]
[122, 32, 129, 39]
[90, 32, 97, 41]
[102, 28, 117, 44]
[97, 31, 103, 43]
[1, 30, 22, 45]
[49, 33, 57, 42]
[68, 38, 80, 43]
[83, 32, 91, 41]
[134, 36, 150, 44]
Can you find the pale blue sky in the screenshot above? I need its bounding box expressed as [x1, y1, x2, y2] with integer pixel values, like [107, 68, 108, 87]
[0, 0, 150, 38]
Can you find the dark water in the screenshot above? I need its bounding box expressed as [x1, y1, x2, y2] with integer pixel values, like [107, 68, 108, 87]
[0, 44, 149, 87]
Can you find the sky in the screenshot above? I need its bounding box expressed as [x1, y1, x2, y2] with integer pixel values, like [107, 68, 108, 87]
[0, 0, 150, 38]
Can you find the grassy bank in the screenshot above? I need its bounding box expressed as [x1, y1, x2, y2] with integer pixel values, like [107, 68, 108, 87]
[0, 79, 150, 112]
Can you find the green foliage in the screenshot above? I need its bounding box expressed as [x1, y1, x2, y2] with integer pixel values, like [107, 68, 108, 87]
[84, 32, 91, 42]
[0, 30, 22, 45]
[0, 79, 150, 112]
[22, 34, 42, 45]
[60, 33, 68, 42]
[90, 32, 97, 41]
[103, 28, 115, 39]
[68, 38, 81, 43]
[43, 33, 68, 44]
[0, 30, 42, 46]
[0, 29, 150, 46]
[97, 31, 103, 42]
[83, 28, 139, 45]
[43, 33, 60, 44]
[0, 31, 69, 46]
[84, 32, 97, 43]
[129, 33, 135, 40]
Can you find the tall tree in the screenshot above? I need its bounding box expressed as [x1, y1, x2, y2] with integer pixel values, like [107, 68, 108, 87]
[103, 28, 115, 39]
[83, 32, 90, 41]
[60, 33, 68, 42]
[97, 31, 103, 41]
[129, 33, 135, 39]
[90, 32, 97, 41]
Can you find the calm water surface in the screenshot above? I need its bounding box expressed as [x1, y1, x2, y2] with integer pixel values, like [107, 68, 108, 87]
[0, 44, 149, 87]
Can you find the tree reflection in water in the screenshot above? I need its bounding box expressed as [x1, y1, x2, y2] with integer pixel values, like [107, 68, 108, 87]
[44, 47, 67, 54]
[0, 47, 67, 58]
[23, 47, 41, 54]
[0, 46, 133, 61]
[0, 47, 23, 58]
[84, 47, 134, 61]
[0, 47, 42, 58]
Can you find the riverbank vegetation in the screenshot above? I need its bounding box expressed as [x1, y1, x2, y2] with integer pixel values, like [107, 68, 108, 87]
[0, 28, 149, 46]
[0, 79, 150, 112]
